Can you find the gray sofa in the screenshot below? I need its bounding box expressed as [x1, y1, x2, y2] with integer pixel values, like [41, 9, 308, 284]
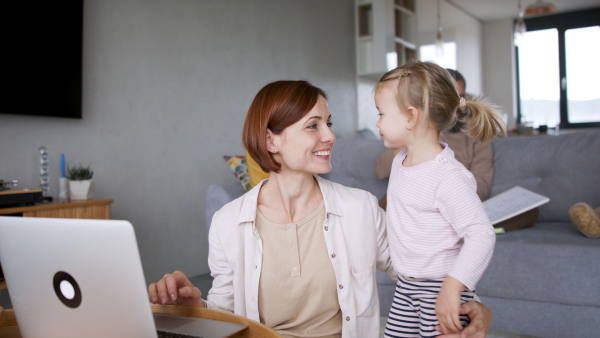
[205, 130, 600, 337]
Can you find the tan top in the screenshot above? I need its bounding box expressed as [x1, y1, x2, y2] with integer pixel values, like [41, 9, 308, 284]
[256, 203, 342, 338]
[375, 131, 494, 201]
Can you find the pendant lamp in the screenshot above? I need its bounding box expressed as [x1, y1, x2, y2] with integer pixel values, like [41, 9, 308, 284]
[435, 0, 444, 56]
[524, 0, 557, 16]
[514, 0, 527, 46]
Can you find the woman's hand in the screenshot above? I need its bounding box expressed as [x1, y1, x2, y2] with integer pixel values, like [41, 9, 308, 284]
[148, 270, 205, 307]
[437, 301, 492, 338]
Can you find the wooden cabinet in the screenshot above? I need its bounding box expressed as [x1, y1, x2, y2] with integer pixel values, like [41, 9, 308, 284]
[355, 0, 417, 77]
[0, 199, 113, 219]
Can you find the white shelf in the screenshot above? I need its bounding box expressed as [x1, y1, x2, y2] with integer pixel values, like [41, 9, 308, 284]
[394, 37, 416, 50]
[355, 0, 418, 76]
[394, 4, 415, 16]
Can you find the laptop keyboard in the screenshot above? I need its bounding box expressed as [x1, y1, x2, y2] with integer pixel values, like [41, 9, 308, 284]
[157, 330, 203, 338]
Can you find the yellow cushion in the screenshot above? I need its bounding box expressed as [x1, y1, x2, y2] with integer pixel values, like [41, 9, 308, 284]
[246, 150, 269, 187]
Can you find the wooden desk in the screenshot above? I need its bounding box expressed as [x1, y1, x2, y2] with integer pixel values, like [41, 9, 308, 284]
[0, 304, 281, 338]
[0, 308, 19, 338]
[0, 199, 113, 219]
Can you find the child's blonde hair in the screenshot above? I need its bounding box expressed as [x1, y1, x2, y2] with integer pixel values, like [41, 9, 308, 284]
[376, 61, 506, 142]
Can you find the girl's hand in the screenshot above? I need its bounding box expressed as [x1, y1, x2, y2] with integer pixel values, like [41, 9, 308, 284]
[436, 276, 465, 334]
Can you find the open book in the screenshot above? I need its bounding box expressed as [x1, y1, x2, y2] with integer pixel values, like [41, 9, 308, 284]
[483, 186, 550, 225]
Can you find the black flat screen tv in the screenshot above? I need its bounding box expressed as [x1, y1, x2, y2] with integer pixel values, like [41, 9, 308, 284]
[0, 1, 84, 119]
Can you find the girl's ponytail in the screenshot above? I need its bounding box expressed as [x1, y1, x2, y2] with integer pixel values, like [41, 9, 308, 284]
[461, 97, 506, 142]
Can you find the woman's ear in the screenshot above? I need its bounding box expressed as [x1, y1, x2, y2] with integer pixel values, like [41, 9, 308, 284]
[266, 129, 278, 153]
[405, 106, 419, 130]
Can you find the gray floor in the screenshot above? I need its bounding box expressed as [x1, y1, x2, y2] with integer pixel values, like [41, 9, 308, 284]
[0, 280, 11, 309]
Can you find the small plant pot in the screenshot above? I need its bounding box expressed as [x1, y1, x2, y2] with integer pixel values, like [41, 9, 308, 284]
[69, 179, 95, 200]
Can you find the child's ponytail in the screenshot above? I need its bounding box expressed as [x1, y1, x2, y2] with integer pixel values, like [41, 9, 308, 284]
[377, 60, 507, 142]
[460, 98, 506, 142]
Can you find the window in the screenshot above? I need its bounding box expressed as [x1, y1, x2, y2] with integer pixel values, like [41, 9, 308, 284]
[565, 26, 600, 123]
[517, 29, 560, 128]
[516, 8, 600, 129]
[419, 42, 457, 70]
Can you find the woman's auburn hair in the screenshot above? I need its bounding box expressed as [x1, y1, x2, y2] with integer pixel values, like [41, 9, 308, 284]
[242, 80, 327, 173]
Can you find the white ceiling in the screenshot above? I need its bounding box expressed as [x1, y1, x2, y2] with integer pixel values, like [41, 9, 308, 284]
[445, 0, 600, 21]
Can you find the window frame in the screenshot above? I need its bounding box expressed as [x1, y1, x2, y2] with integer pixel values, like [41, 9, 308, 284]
[516, 7, 600, 129]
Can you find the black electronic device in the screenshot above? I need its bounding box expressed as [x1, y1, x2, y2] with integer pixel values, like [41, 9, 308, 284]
[0, 189, 44, 208]
[0, 1, 84, 119]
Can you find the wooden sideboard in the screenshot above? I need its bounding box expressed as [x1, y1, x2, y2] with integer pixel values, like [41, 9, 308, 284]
[0, 199, 113, 219]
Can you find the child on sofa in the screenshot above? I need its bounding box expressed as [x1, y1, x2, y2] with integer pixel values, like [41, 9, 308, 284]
[374, 61, 505, 337]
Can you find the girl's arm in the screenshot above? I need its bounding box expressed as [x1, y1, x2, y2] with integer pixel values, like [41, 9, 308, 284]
[436, 168, 496, 291]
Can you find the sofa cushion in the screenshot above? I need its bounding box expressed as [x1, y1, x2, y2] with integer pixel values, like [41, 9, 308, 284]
[205, 182, 245, 234]
[223, 155, 252, 192]
[490, 130, 600, 222]
[246, 150, 269, 188]
[480, 296, 600, 338]
[477, 222, 600, 307]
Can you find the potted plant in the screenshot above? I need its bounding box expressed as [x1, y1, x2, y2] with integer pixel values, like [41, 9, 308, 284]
[66, 164, 94, 200]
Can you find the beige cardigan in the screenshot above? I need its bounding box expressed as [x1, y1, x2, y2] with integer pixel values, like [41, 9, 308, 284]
[205, 175, 396, 338]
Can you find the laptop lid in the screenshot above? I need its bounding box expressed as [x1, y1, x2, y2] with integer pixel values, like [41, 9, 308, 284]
[0, 217, 246, 338]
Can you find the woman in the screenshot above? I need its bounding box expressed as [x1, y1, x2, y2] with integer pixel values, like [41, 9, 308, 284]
[148, 80, 491, 338]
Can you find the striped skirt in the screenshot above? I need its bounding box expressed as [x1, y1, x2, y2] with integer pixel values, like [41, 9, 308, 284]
[383, 276, 475, 337]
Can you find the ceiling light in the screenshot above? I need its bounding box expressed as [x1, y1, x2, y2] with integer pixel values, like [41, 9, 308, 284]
[524, 0, 557, 16]
[436, 0, 444, 56]
[514, 0, 527, 46]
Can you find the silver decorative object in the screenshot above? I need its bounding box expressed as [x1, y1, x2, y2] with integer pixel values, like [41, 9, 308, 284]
[39, 146, 50, 197]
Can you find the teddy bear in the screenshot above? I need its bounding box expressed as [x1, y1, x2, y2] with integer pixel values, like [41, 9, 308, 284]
[569, 202, 600, 238]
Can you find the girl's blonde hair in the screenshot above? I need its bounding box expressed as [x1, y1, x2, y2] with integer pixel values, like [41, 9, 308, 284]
[376, 61, 506, 142]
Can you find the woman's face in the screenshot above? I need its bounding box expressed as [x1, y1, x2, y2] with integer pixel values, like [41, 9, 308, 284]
[272, 95, 335, 175]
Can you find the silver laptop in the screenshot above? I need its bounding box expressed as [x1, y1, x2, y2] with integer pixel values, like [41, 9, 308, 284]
[0, 216, 247, 338]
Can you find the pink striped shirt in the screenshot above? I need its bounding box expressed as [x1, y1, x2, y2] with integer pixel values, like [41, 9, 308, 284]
[386, 144, 495, 291]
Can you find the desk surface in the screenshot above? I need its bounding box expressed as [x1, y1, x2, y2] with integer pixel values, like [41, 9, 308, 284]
[0, 304, 280, 338]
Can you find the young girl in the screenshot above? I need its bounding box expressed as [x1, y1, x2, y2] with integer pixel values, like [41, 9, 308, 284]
[375, 61, 505, 337]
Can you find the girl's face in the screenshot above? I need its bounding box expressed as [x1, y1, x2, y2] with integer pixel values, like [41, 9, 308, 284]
[272, 95, 336, 175]
[375, 80, 409, 149]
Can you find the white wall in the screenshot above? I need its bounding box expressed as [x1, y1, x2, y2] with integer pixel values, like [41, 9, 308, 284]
[0, 0, 357, 283]
[417, 0, 483, 94]
[417, 1, 518, 129]
[357, 0, 487, 139]
[483, 19, 518, 129]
